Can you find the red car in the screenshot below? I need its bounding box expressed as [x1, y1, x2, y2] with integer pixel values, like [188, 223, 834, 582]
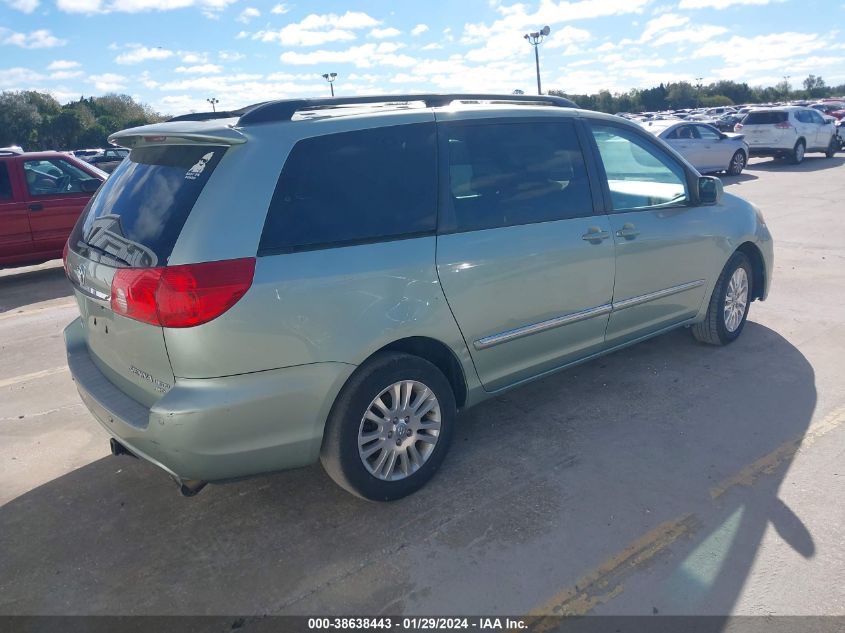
[0, 149, 106, 268]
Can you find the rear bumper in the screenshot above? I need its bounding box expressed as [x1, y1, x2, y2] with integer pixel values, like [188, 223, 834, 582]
[64, 317, 355, 483]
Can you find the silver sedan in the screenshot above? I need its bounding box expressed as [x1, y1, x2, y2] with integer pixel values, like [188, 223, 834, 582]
[641, 120, 750, 175]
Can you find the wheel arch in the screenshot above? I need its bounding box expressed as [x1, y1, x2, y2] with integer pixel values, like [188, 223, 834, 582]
[736, 241, 766, 301]
[371, 337, 468, 409]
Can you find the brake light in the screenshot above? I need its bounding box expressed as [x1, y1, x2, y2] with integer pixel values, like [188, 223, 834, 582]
[774, 121, 792, 129]
[110, 258, 256, 328]
[734, 123, 743, 132]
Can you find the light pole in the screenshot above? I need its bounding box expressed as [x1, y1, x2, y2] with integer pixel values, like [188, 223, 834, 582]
[782, 75, 791, 98]
[206, 97, 219, 112]
[523, 26, 550, 95]
[322, 72, 337, 97]
[695, 77, 703, 107]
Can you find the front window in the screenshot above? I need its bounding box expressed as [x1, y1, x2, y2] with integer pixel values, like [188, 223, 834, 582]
[23, 159, 95, 196]
[590, 123, 687, 212]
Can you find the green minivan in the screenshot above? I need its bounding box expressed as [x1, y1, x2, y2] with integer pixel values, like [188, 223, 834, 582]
[63, 94, 773, 500]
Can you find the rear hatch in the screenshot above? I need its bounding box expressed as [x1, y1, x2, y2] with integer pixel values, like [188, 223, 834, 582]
[737, 110, 792, 147]
[65, 143, 228, 406]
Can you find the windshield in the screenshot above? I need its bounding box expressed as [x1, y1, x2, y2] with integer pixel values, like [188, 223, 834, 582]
[68, 144, 225, 267]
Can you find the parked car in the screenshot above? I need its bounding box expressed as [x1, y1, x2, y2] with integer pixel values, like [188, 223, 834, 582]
[735, 106, 838, 163]
[86, 147, 130, 173]
[0, 148, 106, 268]
[710, 114, 744, 132]
[63, 94, 773, 501]
[72, 149, 104, 161]
[642, 120, 749, 175]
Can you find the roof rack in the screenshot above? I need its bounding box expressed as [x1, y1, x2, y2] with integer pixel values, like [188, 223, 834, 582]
[238, 94, 579, 126]
[0, 147, 23, 156]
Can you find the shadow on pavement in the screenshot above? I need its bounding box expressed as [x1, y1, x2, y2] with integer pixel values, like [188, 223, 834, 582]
[0, 322, 816, 617]
[0, 263, 72, 314]
[747, 156, 845, 172]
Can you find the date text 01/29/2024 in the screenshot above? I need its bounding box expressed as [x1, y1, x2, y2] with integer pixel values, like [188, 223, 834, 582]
[306, 617, 529, 630]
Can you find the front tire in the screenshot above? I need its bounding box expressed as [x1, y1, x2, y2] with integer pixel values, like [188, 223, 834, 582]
[320, 352, 456, 501]
[791, 140, 805, 164]
[825, 137, 837, 158]
[692, 252, 753, 346]
[727, 150, 746, 175]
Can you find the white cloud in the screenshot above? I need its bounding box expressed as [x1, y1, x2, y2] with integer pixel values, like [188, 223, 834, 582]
[0, 67, 46, 88]
[280, 42, 417, 68]
[252, 11, 380, 46]
[175, 63, 223, 74]
[50, 70, 84, 79]
[421, 42, 443, 50]
[180, 51, 208, 63]
[5, 0, 39, 13]
[651, 24, 727, 46]
[639, 13, 689, 42]
[270, 2, 288, 13]
[411, 24, 429, 36]
[115, 45, 174, 64]
[56, 0, 238, 14]
[679, 0, 777, 8]
[237, 7, 260, 23]
[218, 50, 245, 61]
[47, 59, 80, 70]
[369, 27, 401, 39]
[1, 28, 67, 48]
[88, 72, 128, 92]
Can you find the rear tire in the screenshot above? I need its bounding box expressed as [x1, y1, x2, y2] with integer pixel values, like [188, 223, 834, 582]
[320, 352, 456, 501]
[692, 252, 753, 346]
[791, 140, 805, 164]
[727, 150, 746, 175]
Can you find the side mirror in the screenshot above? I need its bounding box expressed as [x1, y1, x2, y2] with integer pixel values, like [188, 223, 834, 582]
[698, 175, 723, 205]
[80, 178, 102, 193]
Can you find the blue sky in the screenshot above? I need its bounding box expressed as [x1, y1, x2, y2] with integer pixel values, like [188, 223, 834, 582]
[1, 0, 843, 115]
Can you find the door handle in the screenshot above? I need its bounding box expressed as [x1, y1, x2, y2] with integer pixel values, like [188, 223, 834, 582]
[28, 203, 43, 211]
[616, 223, 640, 239]
[581, 228, 610, 242]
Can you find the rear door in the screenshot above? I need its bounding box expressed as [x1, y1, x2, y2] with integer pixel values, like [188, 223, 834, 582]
[663, 125, 698, 167]
[66, 144, 227, 406]
[0, 159, 33, 263]
[22, 157, 98, 255]
[435, 117, 615, 390]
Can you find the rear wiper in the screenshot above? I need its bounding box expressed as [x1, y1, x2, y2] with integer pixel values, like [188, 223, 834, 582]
[76, 241, 132, 267]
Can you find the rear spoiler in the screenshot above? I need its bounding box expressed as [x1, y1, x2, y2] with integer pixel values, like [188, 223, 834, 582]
[109, 121, 247, 148]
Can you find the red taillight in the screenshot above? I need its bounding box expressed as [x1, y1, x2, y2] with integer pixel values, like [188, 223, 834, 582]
[734, 123, 743, 132]
[774, 121, 792, 129]
[111, 258, 255, 328]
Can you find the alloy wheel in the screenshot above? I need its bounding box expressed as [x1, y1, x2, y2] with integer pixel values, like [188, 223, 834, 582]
[723, 267, 749, 333]
[357, 380, 441, 481]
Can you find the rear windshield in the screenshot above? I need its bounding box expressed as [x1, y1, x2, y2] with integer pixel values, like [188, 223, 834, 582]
[743, 111, 788, 125]
[69, 144, 225, 267]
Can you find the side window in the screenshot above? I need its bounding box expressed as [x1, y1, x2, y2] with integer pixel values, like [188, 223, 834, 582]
[809, 111, 826, 125]
[589, 123, 688, 212]
[442, 120, 593, 233]
[696, 125, 721, 141]
[23, 159, 91, 196]
[259, 123, 436, 254]
[794, 111, 810, 124]
[676, 126, 698, 140]
[0, 162, 12, 199]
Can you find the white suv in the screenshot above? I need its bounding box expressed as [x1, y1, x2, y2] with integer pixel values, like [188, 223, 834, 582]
[735, 106, 838, 163]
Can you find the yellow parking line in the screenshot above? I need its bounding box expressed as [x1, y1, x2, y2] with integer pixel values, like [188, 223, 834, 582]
[528, 514, 698, 624]
[710, 405, 845, 499]
[0, 366, 69, 389]
[0, 301, 76, 321]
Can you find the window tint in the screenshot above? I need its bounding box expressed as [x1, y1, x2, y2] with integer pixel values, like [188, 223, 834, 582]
[442, 121, 592, 232]
[744, 111, 788, 125]
[259, 123, 436, 254]
[590, 123, 687, 212]
[808, 111, 826, 124]
[69, 145, 225, 267]
[696, 125, 721, 140]
[24, 159, 94, 196]
[0, 162, 12, 199]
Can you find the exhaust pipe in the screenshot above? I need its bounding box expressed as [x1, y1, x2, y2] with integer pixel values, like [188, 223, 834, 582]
[110, 438, 137, 459]
[178, 479, 208, 497]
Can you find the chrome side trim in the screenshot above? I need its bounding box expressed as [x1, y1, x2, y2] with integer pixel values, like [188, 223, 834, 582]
[611, 279, 705, 311]
[473, 304, 613, 350]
